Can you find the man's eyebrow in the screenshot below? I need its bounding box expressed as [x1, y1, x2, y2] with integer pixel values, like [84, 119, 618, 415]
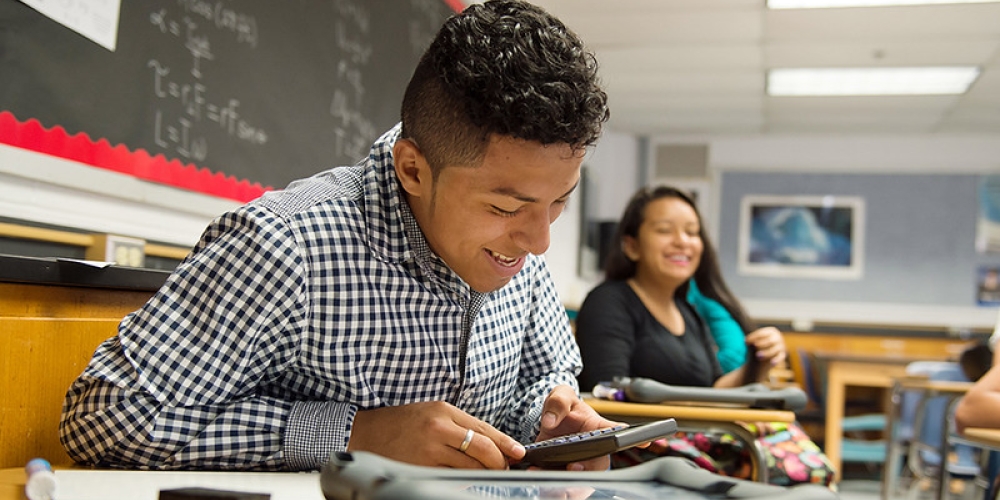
[491, 181, 579, 203]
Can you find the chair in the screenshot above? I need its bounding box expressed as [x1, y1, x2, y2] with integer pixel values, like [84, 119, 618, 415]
[896, 362, 983, 499]
[585, 396, 799, 483]
[794, 350, 888, 470]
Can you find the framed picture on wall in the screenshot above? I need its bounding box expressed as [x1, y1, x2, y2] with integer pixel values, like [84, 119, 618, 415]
[976, 265, 1000, 306]
[737, 195, 865, 280]
[975, 174, 1000, 254]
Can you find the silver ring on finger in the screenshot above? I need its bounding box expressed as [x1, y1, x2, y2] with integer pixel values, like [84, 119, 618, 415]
[459, 428, 474, 453]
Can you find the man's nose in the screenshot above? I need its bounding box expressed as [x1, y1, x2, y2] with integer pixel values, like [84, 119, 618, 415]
[514, 210, 551, 255]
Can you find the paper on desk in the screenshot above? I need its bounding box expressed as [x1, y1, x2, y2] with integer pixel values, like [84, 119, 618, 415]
[56, 258, 115, 268]
[21, 0, 121, 51]
[55, 470, 324, 500]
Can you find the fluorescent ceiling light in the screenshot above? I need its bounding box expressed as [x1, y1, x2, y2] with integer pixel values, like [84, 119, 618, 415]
[767, 67, 980, 96]
[768, 0, 999, 8]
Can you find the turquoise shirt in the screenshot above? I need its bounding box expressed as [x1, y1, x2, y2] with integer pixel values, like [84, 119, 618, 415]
[687, 281, 746, 373]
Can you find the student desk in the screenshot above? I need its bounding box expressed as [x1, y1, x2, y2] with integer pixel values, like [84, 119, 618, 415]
[0, 466, 323, 500]
[813, 352, 916, 481]
[961, 427, 1000, 449]
[882, 376, 973, 500]
[0, 254, 166, 468]
[585, 397, 796, 483]
[0, 467, 23, 500]
[953, 427, 1000, 498]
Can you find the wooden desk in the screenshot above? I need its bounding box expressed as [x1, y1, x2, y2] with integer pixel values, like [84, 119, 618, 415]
[882, 377, 973, 500]
[0, 255, 165, 469]
[816, 353, 915, 481]
[0, 467, 25, 500]
[961, 427, 1000, 449]
[0, 466, 322, 500]
[953, 427, 1000, 500]
[585, 397, 796, 483]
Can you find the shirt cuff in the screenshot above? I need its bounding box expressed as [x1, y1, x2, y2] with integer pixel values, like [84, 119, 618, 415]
[284, 401, 357, 471]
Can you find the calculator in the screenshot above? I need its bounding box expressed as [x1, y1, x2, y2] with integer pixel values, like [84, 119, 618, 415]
[519, 418, 677, 468]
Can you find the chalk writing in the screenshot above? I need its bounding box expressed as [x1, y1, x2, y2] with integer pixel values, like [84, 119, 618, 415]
[0, 0, 456, 192]
[176, 0, 258, 48]
[329, 1, 376, 162]
[146, 4, 266, 164]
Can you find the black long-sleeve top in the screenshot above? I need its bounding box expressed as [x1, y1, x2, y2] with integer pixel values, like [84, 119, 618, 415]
[575, 280, 722, 392]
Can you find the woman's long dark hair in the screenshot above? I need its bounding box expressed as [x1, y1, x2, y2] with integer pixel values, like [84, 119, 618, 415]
[603, 185, 761, 384]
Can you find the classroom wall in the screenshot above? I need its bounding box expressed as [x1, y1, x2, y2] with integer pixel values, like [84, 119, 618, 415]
[547, 129, 641, 308]
[6, 130, 1000, 331]
[648, 133, 1000, 330]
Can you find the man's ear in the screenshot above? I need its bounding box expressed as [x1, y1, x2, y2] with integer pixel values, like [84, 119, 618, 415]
[393, 138, 430, 197]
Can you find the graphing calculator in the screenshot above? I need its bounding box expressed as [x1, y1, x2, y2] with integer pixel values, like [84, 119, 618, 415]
[519, 418, 677, 468]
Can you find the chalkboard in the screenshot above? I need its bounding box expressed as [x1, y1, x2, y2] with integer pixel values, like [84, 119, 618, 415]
[0, 0, 457, 200]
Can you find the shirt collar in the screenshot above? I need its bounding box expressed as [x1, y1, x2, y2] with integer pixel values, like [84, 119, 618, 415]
[362, 124, 473, 297]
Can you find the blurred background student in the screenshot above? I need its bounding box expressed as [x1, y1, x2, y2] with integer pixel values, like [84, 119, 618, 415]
[575, 185, 834, 486]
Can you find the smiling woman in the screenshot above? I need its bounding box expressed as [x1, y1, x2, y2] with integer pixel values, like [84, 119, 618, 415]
[574, 185, 834, 486]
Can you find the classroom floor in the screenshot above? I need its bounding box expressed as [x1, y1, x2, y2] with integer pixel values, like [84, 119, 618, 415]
[838, 475, 989, 500]
[838, 479, 881, 500]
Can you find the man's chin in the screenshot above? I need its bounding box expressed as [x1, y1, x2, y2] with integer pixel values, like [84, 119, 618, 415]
[469, 276, 513, 294]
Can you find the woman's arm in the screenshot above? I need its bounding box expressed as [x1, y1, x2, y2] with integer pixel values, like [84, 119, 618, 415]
[711, 326, 787, 388]
[687, 281, 746, 373]
[575, 284, 637, 391]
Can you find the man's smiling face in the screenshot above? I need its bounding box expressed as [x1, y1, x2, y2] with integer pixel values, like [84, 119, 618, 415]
[396, 134, 581, 293]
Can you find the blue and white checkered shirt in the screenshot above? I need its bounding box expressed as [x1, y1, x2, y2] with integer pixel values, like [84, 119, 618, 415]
[60, 125, 582, 471]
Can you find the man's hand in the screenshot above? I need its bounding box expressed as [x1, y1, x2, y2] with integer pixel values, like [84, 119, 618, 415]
[348, 401, 525, 469]
[533, 385, 621, 471]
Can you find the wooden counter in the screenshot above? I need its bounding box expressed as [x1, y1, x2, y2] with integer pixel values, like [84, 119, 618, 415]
[0, 255, 166, 469]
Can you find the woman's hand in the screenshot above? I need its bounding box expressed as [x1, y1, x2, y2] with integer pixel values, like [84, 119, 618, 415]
[746, 326, 787, 367]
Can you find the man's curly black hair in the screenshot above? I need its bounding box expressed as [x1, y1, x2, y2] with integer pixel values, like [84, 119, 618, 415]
[400, 0, 609, 173]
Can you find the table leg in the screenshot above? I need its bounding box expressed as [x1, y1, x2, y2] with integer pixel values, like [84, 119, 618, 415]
[881, 380, 904, 500]
[825, 362, 846, 481]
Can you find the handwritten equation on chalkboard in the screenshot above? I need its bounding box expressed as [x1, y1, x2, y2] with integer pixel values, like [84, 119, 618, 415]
[0, 0, 456, 198]
[145, 3, 266, 164]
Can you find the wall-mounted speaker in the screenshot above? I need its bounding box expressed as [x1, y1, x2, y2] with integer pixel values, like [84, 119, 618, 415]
[654, 144, 708, 179]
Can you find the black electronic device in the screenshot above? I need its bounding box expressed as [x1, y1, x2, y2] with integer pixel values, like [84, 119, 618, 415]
[520, 418, 678, 468]
[320, 451, 840, 500]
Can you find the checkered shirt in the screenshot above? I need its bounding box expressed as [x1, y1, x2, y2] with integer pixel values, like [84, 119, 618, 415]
[59, 124, 582, 471]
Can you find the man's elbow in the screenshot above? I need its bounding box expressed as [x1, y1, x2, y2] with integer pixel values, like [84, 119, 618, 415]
[59, 406, 110, 465]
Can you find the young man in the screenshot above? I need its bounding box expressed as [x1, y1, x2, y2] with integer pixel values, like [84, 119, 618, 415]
[59, 0, 612, 472]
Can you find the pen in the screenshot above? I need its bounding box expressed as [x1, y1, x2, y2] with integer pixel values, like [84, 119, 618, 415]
[24, 458, 58, 500]
[591, 382, 626, 401]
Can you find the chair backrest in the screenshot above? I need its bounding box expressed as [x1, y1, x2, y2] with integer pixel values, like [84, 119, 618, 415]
[910, 362, 967, 449]
[796, 349, 826, 412]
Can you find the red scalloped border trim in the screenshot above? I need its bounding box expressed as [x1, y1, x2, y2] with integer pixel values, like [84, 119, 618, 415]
[0, 110, 271, 203]
[442, 0, 464, 13]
